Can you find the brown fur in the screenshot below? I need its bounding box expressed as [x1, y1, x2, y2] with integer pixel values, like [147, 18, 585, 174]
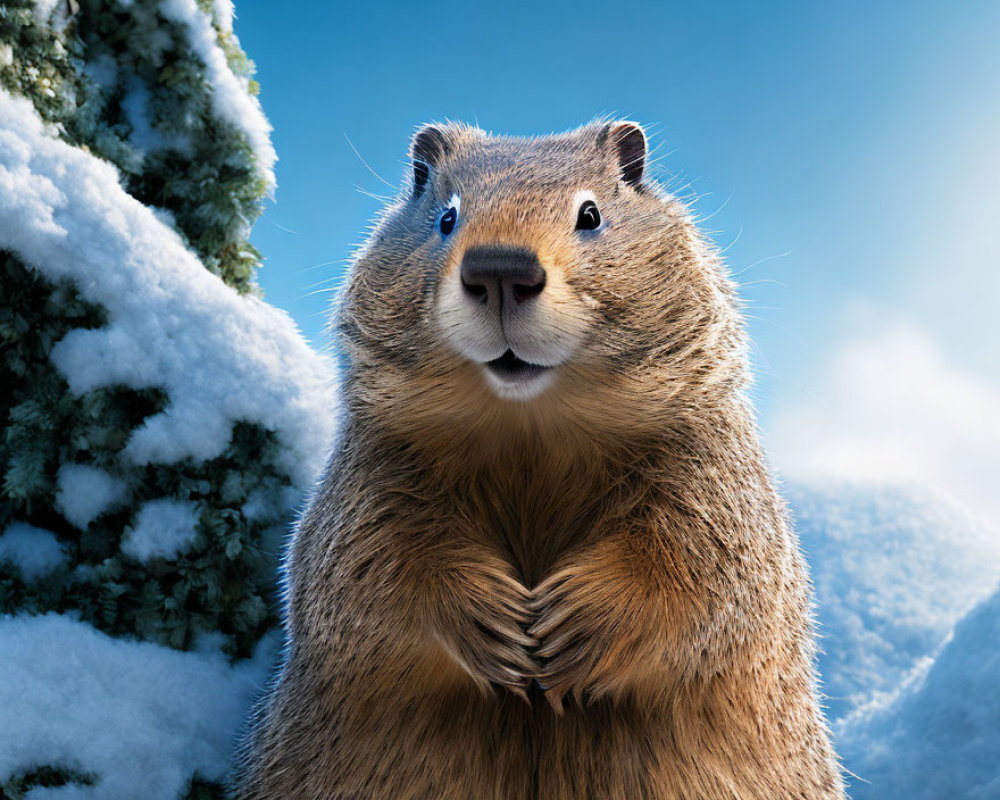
[232, 121, 846, 799]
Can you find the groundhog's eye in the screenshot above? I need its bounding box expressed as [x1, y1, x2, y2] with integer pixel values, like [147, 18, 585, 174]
[575, 199, 602, 232]
[439, 194, 460, 237]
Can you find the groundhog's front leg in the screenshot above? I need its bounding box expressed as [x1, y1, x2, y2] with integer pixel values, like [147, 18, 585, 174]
[529, 533, 682, 710]
[428, 543, 538, 700]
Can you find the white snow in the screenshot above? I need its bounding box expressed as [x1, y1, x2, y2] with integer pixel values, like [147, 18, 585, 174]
[121, 499, 200, 562]
[212, 0, 235, 34]
[119, 76, 156, 152]
[29, 0, 78, 33]
[55, 464, 129, 531]
[837, 583, 1000, 800]
[0, 88, 334, 490]
[34, 0, 274, 185]
[0, 523, 67, 581]
[787, 479, 1000, 721]
[120, 76, 190, 159]
[786, 479, 1000, 796]
[0, 613, 278, 800]
[29, 0, 62, 25]
[241, 482, 302, 523]
[158, 0, 276, 190]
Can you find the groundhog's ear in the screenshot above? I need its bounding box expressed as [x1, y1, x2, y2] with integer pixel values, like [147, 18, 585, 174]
[601, 121, 647, 187]
[410, 125, 450, 196]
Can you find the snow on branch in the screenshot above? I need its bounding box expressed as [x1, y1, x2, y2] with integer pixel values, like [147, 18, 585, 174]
[0, 88, 334, 488]
[158, 0, 277, 191]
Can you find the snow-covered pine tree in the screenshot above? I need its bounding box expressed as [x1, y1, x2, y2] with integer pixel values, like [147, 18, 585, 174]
[0, 2, 333, 797]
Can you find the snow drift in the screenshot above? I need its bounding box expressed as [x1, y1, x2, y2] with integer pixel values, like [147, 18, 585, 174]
[787, 480, 1000, 721]
[838, 584, 1000, 800]
[784, 480, 1000, 798]
[0, 615, 278, 800]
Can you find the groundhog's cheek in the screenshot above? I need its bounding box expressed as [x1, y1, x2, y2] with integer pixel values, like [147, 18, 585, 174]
[501, 281, 593, 366]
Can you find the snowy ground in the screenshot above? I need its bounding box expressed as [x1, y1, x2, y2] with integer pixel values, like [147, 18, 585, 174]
[786, 480, 1000, 798]
[838, 585, 1000, 800]
[788, 480, 1000, 722]
[0, 615, 278, 800]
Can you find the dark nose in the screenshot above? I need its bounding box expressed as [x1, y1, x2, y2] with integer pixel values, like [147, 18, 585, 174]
[460, 246, 546, 306]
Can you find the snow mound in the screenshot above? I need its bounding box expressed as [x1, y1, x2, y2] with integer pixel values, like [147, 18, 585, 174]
[786, 479, 1000, 721]
[55, 464, 129, 531]
[0, 88, 334, 488]
[121, 499, 200, 562]
[0, 613, 277, 800]
[838, 583, 1000, 800]
[0, 523, 66, 581]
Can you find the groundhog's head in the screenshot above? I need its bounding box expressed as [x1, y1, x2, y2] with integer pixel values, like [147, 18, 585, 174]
[339, 121, 744, 442]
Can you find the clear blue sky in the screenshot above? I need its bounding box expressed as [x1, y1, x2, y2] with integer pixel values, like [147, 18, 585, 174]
[236, 1, 1000, 434]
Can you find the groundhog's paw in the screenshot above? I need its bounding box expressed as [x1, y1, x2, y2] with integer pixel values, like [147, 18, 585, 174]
[527, 567, 611, 712]
[529, 564, 648, 712]
[439, 566, 538, 701]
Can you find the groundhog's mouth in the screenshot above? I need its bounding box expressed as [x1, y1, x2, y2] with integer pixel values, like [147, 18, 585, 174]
[484, 349, 551, 382]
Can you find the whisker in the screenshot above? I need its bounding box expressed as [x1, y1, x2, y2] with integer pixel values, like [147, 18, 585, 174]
[344, 132, 398, 191]
[262, 214, 300, 235]
[733, 251, 792, 277]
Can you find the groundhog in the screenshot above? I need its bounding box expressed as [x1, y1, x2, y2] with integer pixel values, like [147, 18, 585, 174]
[232, 120, 846, 799]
